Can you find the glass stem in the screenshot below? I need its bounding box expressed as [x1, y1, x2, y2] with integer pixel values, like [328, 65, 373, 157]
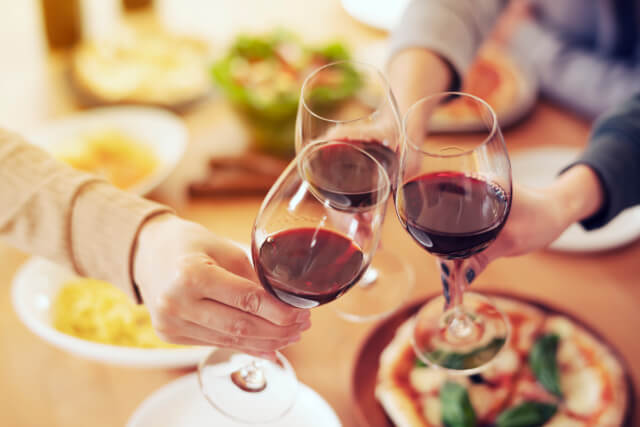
[442, 258, 475, 339]
[442, 259, 464, 310]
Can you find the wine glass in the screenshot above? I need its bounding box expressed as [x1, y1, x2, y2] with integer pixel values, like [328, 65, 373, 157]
[396, 92, 512, 373]
[199, 140, 390, 423]
[295, 59, 414, 322]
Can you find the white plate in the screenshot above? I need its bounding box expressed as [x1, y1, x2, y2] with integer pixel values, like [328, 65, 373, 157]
[430, 49, 538, 133]
[11, 257, 211, 368]
[24, 106, 188, 196]
[511, 147, 640, 252]
[126, 372, 342, 427]
[341, 0, 409, 32]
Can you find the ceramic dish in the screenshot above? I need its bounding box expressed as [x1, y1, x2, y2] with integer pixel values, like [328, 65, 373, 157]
[24, 106, 187, 196]
[511, 147, 640, 252]
[11, 257, 211, 369]
[341, 0, 409, 31]
[351, 293, 634, 427]
[126, 372, 342, 427]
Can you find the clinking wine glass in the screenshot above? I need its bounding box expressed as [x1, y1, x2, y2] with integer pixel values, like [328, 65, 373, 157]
[295, 60, 414, 322]
[199, 140, 390, 423]
[395, 92, 512, 373]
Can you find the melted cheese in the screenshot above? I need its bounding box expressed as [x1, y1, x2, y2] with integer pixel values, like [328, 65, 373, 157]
[409, 368, 448, 394]
[562, 367, 604, 416]
[483, 347, 520, 380]
[421, 396, 442, 427]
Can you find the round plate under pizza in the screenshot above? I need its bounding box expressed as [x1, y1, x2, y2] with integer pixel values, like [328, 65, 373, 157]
[352, 292, 634, 427]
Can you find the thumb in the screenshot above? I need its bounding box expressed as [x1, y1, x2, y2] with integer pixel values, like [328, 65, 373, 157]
[460, 241, 506, 287]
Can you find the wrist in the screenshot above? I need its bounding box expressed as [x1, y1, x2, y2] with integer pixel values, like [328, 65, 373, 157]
[133, 212, 178, 295]
[548, 165, 605, 229]
[387, 49, 453, 115]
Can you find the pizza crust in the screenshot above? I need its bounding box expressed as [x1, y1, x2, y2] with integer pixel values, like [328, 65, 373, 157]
[376, 320, 433, 427]
[375, 298, 629, 427]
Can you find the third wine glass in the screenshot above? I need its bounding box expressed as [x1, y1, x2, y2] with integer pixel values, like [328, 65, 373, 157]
[396, 92, 512, 373]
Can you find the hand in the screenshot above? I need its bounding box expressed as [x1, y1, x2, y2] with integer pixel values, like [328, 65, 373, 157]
[461, 184, 568, 279]
[455, 165, 604, 284]
[133, 214, 311, 358]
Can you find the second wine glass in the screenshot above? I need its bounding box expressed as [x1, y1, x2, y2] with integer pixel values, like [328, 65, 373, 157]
[295, 60, 414, 322]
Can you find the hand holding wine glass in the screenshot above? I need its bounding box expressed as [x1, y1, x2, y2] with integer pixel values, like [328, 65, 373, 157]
[458, 164, 606, 282]
[396, 92, 512, 373]
[198, 140, 391, 423]
[133, 213, 310, 355]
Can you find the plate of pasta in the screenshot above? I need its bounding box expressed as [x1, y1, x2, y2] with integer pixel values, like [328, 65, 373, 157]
[11, 257, 211, 368]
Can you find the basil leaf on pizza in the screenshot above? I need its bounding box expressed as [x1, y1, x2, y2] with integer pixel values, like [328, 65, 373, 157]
[440, 382, 476, 427]
[529, 334, 562, 397]
[496, 401, 557, 427]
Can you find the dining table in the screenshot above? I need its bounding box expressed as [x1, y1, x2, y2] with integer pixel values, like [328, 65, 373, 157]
[1, 1, 640, 426]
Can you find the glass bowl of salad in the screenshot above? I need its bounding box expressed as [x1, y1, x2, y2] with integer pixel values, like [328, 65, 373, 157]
[212, 31, 359, 157]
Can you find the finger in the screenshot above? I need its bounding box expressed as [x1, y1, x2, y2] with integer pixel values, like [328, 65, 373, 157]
[183, 298, 311, 340]
[181, 257, 309, 326]
[206, 242, 258, 282]
[462, 248, 496, 288]
[173, 318, 300, 352]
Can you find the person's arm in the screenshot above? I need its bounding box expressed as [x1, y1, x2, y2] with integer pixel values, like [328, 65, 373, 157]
[0, 129, 309, 354]
[567, 93, 640, 228]
[388, 0, 506, 113]
[508, 22, 640, 118]
[459, 94, 640, 284]
[0, 128, 167, 301]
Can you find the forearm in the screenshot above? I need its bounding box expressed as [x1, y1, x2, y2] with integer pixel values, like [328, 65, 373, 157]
[559, 95, 640, 229]
[0, 128, 171, 300]
[387, 49, 453, 115]
[388, 0, 505, 113]
[547, 165, 604, 231]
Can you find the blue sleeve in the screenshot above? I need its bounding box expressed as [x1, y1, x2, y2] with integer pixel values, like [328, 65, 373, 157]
[570, 94, 640, 229]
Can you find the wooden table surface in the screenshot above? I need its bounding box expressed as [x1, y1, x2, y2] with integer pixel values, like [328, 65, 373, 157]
[2, 1, 640, 426]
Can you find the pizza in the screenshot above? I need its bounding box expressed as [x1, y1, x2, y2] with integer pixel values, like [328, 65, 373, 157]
[375, 297, 629, 427]
[431, 44, 536, 131]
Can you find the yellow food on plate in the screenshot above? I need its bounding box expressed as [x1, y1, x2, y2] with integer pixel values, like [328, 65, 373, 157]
[53, 278, 180, 349]
[55, 130, 158, 190]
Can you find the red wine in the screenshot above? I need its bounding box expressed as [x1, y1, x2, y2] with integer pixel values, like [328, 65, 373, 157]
[305, 140, 396, 211]
[254, 227, 365, 308]
[398, 172, 510, 258]
[343, 139, 398, 183]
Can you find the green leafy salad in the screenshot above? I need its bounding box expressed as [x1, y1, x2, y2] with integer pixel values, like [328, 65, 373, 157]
[211, 31, 358, 156]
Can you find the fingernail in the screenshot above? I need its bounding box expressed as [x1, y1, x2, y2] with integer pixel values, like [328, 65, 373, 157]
[299, 318, 311, 331]
[441, 275, 450, 305]
[296, 310, 310, 322]
[465, 268, 476, 285]
[288, 334, 301, 344]
[440, 262, 450, 277]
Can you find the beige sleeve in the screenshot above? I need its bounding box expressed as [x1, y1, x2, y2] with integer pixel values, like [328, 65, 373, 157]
[0, 128, 172, 301]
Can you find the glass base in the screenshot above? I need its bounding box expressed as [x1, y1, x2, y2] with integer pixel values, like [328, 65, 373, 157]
[412, 293, 509, 374]
[332, 247, 414, 322]
[198, 349, 298, 424]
